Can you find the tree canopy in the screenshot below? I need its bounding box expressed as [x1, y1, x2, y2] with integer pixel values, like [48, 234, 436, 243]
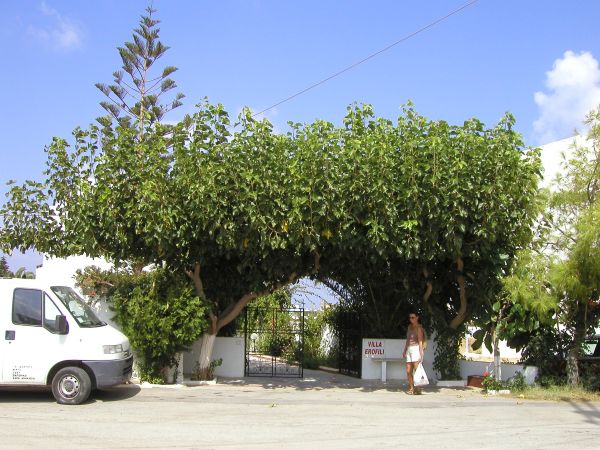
[1, 100, 541, 337]
[0, 6, 542, 378]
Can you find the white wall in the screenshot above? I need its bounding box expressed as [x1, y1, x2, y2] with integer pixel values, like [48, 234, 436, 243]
[361, 338, 538, 384]
[361, 338, 436, 381]
[459, 360, 538, 384]
[183, 336, 245, 378]
[463, 327, 522, 360]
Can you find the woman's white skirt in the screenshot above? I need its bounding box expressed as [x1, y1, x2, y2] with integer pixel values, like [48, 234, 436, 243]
[405, 344, 421, 363]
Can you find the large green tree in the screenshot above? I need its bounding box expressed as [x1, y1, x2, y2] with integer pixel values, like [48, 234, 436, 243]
[314, 106, 541, 378]
[0, 4, 542, 379]
[0, 103, 541, 379]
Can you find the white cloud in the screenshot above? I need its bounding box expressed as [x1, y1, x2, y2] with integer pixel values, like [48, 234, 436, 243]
[533, 51, 600, 145]
[27, 1, 82, 51]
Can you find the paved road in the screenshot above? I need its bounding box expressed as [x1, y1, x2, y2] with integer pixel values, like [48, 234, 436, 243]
[0, 371, 598, 449]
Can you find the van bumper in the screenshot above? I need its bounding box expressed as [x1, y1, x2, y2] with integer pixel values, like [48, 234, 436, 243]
[84, 355, 133, 388]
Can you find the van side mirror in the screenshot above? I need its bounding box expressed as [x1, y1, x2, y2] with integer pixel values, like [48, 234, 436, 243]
[56, 315, 69, 335]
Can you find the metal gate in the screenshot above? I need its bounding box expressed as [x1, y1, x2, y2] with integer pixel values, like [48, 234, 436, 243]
[244, 307, 304, 377]
[337, 311, 363, 378]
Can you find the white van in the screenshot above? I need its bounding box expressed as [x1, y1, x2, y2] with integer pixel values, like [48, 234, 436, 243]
[0, 279, 132, 405]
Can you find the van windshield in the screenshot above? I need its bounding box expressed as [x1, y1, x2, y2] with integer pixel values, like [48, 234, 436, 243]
[50, 286, 105, 328]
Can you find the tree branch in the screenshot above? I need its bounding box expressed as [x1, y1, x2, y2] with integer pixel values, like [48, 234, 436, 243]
[208, 312, 218, 335]
[449, 257, 468, 329]
[422, 266, 434, 315]
[216, 292, 258, 332]
[185, 262, 206, 300]
[312, 249, 321, 274]
[102, 94, 137, 119]
[216, 272, 298, 331]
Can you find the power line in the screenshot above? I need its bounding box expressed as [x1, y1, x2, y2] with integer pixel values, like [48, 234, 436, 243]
[251, 0, 481, 119]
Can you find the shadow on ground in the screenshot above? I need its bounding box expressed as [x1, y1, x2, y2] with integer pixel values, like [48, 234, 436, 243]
[0, 384, 141, 404]
[217, 368, 480, 395]
[567, 399, 600, 425]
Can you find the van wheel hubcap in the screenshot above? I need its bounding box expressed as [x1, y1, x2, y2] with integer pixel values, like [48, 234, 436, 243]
[59, 375, 80, 398]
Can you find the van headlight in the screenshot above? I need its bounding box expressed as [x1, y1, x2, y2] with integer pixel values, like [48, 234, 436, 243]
[103, 344, 123, 354]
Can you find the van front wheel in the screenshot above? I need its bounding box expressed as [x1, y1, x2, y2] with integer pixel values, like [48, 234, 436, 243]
[51, 367, 92, 405]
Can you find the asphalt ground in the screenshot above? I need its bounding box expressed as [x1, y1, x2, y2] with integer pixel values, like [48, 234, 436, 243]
[0, 369, 598, 449]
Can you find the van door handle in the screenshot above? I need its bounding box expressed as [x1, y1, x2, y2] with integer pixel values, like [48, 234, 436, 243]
[5, 330, 15, 340]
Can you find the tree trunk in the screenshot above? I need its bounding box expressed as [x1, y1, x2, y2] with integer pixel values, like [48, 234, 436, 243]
[492, 326, 501, 382]
[185, 263, 301, 381]
[449, 258, 468, 329]
[566, 346, 579, 386]
[196, 332, 217, 380]
[567, 300, 587, 386]
[493, 305, 506, 382]
[175, 352, 184, 384]
[567, 303, 587, 386]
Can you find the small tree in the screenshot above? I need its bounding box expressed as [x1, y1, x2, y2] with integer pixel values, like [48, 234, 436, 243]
[497, 106, 600, 385]
[472, 249, 556, 381]
[0, 256, 12, 277]
[95, 6, 184, 133]
[544, 109, 600, 384]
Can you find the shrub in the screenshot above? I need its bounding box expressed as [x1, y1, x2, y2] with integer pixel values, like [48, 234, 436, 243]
[192, 358, 222, 381]
[78, 267, 207, 382]
[520, 326, 570, 382]
[433, 329, 463, 380]
[508, 371, 526, 392]
[482, 374, 504, 391]
[113, 270, 207, 381]
[302, 310, 327, 369]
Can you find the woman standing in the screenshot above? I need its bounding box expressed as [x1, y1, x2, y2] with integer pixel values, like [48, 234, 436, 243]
[402, 312, 425, 395]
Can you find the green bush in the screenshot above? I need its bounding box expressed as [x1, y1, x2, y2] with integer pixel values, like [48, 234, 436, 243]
[79, 267, 207, 382]
[581, 363, 600, 392]
[266, 334, 293, 357]
[192, 358, 222, 381]
[508, 371, 526, 392]
[302, 311, 327, 369]
[520, 326, 570, 382]
[482, 374, 504, 391]
[482, 371, 526, 392]
[433, 329, 463, 380]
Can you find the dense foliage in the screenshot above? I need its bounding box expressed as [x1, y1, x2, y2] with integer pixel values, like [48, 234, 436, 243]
[0, 103, 541, 377]
[76, 267, 206, 382]
[496, 106, 600, 387]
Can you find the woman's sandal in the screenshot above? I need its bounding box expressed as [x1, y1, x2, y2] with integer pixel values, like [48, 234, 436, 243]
[406, 389, 414, 395]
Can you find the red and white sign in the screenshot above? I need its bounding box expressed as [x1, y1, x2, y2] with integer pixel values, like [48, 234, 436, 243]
[364, 340, 384, 356]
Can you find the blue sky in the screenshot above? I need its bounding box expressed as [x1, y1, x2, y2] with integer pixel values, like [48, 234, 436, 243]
[2, 0, 600, 271]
